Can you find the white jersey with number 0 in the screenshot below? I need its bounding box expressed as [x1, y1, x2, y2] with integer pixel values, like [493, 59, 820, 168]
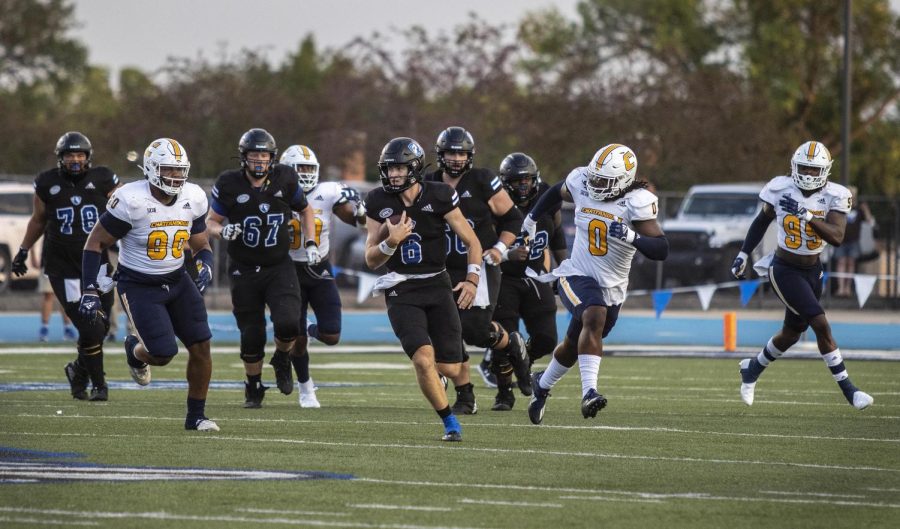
[759, 176, 851, 257]
[549, 167, 658, 305]
[106, 180, 208, 275]
[288, 181, 347, 262]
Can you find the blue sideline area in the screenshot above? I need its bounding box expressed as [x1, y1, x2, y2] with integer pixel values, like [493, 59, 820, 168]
[3, 311, 898, 350]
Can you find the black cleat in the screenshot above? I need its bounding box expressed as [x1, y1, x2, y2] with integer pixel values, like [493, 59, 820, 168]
[243, 381, 268, 408]
[269, 351, 294, 395]
[88, 384, 108, 401]
[451, 383, 477, 415]
[64, 361, 89, 400]
[528, 371, 551, 425]
[581, 388, 608, 419]
[441, 431, 462, 442]
[506, 332, 532, 396]
[491, 386, 516, 411]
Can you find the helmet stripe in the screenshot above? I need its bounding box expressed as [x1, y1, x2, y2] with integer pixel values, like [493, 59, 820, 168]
[169, 139, 184, 161]
[595, 144, 623, 170]
[300, 145, 310, 159]
[806, 142, 817, 161]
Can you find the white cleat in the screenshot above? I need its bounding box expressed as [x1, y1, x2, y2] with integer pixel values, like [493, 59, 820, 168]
[738, 359, 755, 406]
[195, 419, 220, 432]
[299, 379, 321, 408]
[129, 365, 151, 386]
[852, 391, 874, 410]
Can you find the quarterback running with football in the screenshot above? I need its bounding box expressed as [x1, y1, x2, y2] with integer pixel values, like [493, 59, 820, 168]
[731, 141, 872, 410]
[278, 144, 367, 407]
[80, 138, 219, 431]
[521, 144, 668, 425]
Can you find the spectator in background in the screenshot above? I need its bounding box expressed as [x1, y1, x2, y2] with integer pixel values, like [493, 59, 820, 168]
[833, 187, 875, 297]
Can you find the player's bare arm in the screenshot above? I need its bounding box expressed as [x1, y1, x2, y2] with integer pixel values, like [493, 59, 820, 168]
[807, 210, 847, 246]
[445, 207, 482, 309]
[334, 200, 365, 227]
[18, 194, 48, 251]
[206, 210, 228, 239]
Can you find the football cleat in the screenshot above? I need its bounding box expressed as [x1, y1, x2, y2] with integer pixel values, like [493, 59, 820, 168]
[528, 371, 551, 425]
[298, 379, 321, 408]
[476, 354, 498, 389]
[491, 386, 515, 411]
[64, 326, 77, 341]
[441, 415, 462, 442]
[739, 358, 756, 406]
[269, 350, 294, 395]
[451, 384, 477, 415]
[63, 361, 89, 400]
[186, 416, 220, 431]
[852, 391, 874, 410]
[506, 332, 532, 396]
[243, 381, 268, 409]
[125, 335, 151, 386]
[88, 384, 108, 402]
[580, 388, 608, 419]
[38, 326, 49, 342]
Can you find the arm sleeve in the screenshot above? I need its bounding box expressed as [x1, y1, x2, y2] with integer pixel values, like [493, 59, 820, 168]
[632, 235, 668, 261]
[191, 213, 207, 235]
[549, 220, 567, 252]
[529, 182, 564, 221]
[740, 210, 773, 254]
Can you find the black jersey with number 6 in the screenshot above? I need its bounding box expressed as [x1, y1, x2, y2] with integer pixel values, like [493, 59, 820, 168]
[424, 167, 502, 270]
[364, 182, 459, 275]
[211, 164, 308, 268]
[34, 166, 119, 277]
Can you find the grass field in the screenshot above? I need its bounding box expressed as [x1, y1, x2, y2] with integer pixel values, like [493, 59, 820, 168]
[1, 347, 898, 528]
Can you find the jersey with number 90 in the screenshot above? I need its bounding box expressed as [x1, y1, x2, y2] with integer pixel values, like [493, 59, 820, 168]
[105, 180, 208, 275]
[288, 181, 347, 262]
[760, 175, 851, 256]
[549, 167, 658, 305]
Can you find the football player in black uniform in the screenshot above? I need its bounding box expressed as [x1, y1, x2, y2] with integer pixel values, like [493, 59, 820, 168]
[12, 131, 119, 401]
[423, 126, 528, 415]
[492, 153, 567, 410]
[207, 128, 319, 408]
[364, 137, 482, 442]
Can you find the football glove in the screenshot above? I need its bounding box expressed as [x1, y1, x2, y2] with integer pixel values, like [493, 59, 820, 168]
[305, 241, 321, 265]
[221, 223, 242, 241]
[11, 247, 28, 277]
[78, 289, 102, 321]
[731, 251, 749, 280]
[779, 194, 813, 222]
[339, 186, 361, 204]
[194, 261, 213, 294]
[610, 221, 637, 244]
[521, 215, 537, 241]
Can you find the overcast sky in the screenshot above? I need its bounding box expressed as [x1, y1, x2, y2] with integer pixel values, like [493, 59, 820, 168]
[71, 0, 580, 76]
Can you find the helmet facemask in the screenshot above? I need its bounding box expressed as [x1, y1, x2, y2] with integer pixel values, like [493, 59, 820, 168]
[790, 141, 832, 191]
[143, 138, 190, 196]
[379, 162, 420, 194]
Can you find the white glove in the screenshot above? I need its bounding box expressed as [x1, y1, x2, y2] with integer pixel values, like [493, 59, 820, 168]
[305, 242, 321, 265]
[221, 223, 242, 241]
[520, 215, 537, 241]
[731, 251, 749, 280]
[353, 200, 367, 219]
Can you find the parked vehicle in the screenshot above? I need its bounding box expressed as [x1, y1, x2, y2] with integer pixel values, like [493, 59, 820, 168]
[0, 181, 42, 291]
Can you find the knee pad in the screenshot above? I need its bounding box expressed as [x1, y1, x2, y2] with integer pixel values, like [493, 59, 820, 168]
[75, 316, 109, 348]
[240, 325, 267, 363]
[463, 321, 503, 349]
[489, 349, 513, 377]
[272, 319, 300, 342]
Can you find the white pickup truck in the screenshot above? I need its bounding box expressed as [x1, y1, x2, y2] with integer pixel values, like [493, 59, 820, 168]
[0, 181, 42, 291]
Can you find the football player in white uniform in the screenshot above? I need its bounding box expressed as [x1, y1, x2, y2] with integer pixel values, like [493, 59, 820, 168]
[731, 141, 873, 410]
[520, 144, 668, 424]
[79, 138, 219, 431]
[275, 144, 366, 407]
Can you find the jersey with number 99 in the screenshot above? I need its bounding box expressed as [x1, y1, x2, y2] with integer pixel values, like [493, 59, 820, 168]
[760, 175, 851, 256]
[105, 180, 208, 275]
[550, 167, 658, 305]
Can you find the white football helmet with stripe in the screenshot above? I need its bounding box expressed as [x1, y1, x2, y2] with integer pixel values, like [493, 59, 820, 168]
[791, 140, 832, 191]
[142, 138, 190, 196]
[281, 145, 320, 192]
[585, 143, 637, 201]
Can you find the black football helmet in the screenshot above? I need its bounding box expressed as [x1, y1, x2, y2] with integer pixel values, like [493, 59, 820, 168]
[239, 128, 278, 178]
[378, 137, 426, 193]
[55, 131, 92, 176]
[435, 126, 475, 178]
[499, 152, 541, 206]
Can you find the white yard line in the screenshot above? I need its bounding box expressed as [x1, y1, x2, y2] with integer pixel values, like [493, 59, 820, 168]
[347, 504, 453, 512]
[458, 499, 562, 508]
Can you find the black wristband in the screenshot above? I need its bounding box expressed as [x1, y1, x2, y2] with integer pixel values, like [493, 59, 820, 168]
[464, 279, 478, 287]
[305, 240, 318, 249]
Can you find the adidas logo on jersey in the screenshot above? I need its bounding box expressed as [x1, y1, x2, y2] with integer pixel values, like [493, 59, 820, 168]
[818, 198, 826, 204]
[232, 270, 241, 276]
[85, 182, 96, 190]
[422, 204, 433, 212]
[460, 190, 472, 198]
[617, 201, 626, 207]
[183, 203, 192, 209]
[315, 195, 324, 201]
[274, 190, 283, 198]
[388, 290, 398, 297]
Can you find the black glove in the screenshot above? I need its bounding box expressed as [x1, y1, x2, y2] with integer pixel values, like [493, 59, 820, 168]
[11, 247, 28, 277]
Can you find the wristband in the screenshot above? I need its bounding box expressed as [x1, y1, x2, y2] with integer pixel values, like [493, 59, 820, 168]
[305, 240, 318, 249]
[464, 279, 479, 287]
[492, 241, 508, 254]
[467, 263, 482, 276]
[378, 240, 397, 256]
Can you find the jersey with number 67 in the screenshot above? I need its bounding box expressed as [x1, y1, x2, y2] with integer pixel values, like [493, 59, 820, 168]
[104, 180, 208, 275]
[549, 167, 658, 305]
[759, 175, 851, 257]
[288, 181, 348, 262]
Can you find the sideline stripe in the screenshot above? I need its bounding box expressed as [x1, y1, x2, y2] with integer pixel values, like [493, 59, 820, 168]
[8, 431, 900, 474]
